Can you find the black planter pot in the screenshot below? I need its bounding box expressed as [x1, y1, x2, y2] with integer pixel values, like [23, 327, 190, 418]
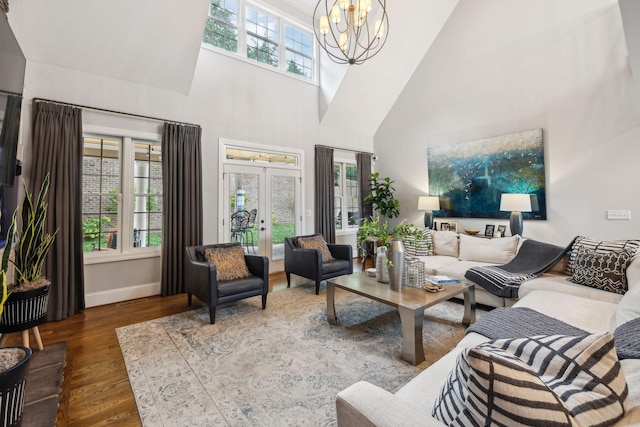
[0, 346, 32, 427]
[0, 284, 50, 334]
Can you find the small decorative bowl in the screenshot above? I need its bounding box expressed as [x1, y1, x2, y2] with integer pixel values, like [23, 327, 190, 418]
[365, 268, 376, 277]
[464, 229, 480, 235]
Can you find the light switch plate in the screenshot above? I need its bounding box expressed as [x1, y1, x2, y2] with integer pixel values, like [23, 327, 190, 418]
[607, 210, 631, 220]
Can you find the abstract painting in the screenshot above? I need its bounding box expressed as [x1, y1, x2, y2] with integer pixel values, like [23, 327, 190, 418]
[427, 129, 546, 220]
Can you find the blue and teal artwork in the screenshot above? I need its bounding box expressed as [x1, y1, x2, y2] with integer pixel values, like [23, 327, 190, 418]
[427, 129, 546, 220]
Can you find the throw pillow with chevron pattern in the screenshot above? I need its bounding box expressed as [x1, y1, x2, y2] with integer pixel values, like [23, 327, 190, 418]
[432, 332, 628, 426]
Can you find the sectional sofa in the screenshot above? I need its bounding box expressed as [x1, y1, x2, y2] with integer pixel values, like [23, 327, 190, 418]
[336, 232, 640, 426]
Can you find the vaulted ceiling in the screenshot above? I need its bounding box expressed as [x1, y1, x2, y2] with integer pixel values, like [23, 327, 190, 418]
[5, 0, 639, 138]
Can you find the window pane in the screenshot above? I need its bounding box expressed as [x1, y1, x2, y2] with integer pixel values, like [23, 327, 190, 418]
[82, 136, 121, 252]
[246, 8, 279, 67]
[132, 141, 162, 250]
[284, 25, 313, 79]
[203, 0, 239, 52]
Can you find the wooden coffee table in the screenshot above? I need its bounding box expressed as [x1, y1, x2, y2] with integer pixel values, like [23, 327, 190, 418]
[326, 272, 475, 365]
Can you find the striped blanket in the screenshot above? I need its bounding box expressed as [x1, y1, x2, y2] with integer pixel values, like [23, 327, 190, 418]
[464, 238, 573, 298]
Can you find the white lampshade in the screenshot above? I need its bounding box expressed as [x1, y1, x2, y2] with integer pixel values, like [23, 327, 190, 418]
[500, 194, 534, 213]
[417, 196, 440, 211]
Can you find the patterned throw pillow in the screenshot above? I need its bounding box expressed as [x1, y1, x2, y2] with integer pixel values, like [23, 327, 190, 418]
[297, 235, 334, 262]
[565, 236, 640, 275]
[403, 229, 433, 257]
[203, 244, 251, 282]
[568, 247, 633, 294]
[432, 333, 628, 427]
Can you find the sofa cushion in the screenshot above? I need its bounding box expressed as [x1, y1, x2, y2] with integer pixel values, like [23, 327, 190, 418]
[204, 244, 251, 281]
[432, 231, 459, 257]
[519, 274, 624, 305]
[297, 235, 334, 262]
[458, 234, 519, 264]
[432, 332, 628, 427]
[568, 247, 633, 295]
[566, 236, 640, 275]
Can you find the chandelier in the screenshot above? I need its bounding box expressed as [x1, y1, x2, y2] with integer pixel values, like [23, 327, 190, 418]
[313, 0, 388, 65]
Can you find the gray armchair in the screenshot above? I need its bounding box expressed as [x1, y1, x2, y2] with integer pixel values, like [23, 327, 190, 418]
[284, 234, 353, 294]
[185, 243, 269, 324]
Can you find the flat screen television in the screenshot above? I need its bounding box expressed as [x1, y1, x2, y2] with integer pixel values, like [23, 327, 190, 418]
[0, 11, 25, 248]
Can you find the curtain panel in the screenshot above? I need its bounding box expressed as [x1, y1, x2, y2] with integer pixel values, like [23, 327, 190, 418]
[31, 101, 85, 320]
[161, 123, 203, 296]
[314, 146, 335, 243]
[356, 152, 372, 222]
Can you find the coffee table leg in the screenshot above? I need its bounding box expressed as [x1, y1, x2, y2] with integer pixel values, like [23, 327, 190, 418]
[327, 281, 337, 324]
[462, 286, 476, 325]
[398, 306, 425, 365]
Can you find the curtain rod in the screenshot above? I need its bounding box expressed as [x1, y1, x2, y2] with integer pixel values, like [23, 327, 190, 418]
[32, 97, 201, 129]
[315, 144, 373, 156]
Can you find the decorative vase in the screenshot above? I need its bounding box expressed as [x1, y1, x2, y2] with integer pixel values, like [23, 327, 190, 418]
[388, 239, 405, 291]
[375, 246, 389, 283]
[0, 346, 32, 427]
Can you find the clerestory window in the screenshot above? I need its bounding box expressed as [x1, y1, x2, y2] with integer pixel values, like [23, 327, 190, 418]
[202, 0, 315, 81]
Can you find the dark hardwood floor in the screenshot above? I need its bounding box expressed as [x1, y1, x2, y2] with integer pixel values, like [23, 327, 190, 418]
[2, 265, 361, 426]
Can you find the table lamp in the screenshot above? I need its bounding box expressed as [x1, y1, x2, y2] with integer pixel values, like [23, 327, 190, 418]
[500, 194, 537, 236]
[417, 196, 440, 229]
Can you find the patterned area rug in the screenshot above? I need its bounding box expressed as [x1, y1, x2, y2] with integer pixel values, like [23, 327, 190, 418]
[116, 285, 478, 426]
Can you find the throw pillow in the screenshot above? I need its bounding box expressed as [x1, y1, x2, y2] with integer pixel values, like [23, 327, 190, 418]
[566, 236, 640, 275]
[432, 332, 628, 427]
[403, 229, 433, 257]
[297, 235, 334, 262]
[458, 234, 519, 264]
[203, 244, 251, 282]
[432, 231, 459, 257]
[568, 247, 633, 294]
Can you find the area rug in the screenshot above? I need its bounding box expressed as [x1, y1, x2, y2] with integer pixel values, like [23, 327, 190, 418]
[116, 285, 480, 426]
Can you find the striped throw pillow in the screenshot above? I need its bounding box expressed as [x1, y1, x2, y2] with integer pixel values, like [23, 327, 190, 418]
[565, 236, 640, 275]
[403, 229, 433, 257]
[432, 332, 628, 427]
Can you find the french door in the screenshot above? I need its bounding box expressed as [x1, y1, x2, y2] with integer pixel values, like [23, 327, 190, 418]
[222, 164, 302, 272]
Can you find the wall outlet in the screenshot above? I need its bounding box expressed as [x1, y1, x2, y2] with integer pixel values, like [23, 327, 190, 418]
[607, 210, 631, 220]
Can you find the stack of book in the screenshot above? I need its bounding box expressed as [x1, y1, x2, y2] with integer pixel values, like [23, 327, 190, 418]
[426, 275, 460, 285]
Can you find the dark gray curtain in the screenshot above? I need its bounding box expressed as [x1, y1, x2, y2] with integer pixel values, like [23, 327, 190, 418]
[31, 101, 85, 320]
[356, 152, 372, 221]
[161, 123, 202, 296]
[314, 146, 335, 243]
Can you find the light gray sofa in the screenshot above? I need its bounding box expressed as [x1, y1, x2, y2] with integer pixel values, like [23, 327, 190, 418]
[336, 235, 640, 426]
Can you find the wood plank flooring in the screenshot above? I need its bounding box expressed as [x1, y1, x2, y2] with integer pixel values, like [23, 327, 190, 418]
[1, 267, 361, 426]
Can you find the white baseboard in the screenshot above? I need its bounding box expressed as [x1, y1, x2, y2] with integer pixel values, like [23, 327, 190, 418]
[85, 282, 161, 308]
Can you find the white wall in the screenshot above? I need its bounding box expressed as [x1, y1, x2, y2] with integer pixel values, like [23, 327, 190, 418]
[19, 47, 372, 305]
[375, 0, 640, 247]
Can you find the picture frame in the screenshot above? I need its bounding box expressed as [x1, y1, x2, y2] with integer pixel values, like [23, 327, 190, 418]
[496, 225, 506, 237]
[484, 224, 495, 237]
[440, 222, 450, 231]
[448, 221, 458, 233]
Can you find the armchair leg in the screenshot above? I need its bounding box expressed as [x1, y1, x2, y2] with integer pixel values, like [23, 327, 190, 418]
[315, 280, 321, 295]
[286, 272, 291, 288]
[262, 294, 267, 309]
[208, 307, 216, 324]
[187, 293, 192, 306]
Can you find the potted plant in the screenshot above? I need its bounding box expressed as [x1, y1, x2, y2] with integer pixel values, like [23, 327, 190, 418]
[0, 174, 57, 351]
[0, 211, 32, 427]
[364, 172, 400, 220]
